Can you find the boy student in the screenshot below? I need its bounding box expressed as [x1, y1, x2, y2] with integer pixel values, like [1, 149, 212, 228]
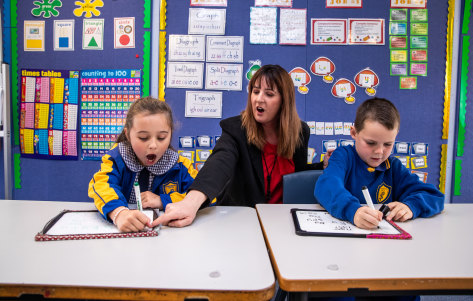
[315, 97, 444, 230]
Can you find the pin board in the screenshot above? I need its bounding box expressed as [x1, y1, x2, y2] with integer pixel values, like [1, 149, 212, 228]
[162, 0, 451, 197]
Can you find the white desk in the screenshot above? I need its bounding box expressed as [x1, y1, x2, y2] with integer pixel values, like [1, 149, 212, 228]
[0, 200, 275, 300]
[256, 203, 473, 299]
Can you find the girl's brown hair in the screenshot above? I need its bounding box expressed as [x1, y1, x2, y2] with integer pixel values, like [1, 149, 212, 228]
[241, 64, 302, 159]
[116, 96, 174, 145]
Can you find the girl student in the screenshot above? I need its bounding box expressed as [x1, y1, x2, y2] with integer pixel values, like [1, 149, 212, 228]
[88, 96, 200, 232]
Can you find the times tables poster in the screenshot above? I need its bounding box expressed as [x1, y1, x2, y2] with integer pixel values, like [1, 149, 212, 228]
[19, 69, 80, 160]
[80, 69, 142, 160]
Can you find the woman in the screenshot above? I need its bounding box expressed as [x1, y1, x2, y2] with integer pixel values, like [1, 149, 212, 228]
[151, 64, 328, 228]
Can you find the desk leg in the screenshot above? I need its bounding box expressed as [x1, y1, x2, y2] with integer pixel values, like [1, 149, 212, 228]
[287, 292, 308, 301]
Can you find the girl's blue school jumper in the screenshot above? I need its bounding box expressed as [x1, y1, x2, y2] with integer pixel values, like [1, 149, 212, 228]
[315, 145, 444, 224]
[89, 143, 199, 221]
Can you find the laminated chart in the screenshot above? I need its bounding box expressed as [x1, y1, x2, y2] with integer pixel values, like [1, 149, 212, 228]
[80, 69, 142, 160]
[19, 69, 80, 160]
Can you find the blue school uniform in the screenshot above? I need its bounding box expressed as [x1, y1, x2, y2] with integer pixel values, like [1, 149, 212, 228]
[315, 145, 444, 224]
[89, 142, 199, 221]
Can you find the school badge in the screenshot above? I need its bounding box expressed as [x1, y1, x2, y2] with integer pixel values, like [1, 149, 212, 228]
[376, 183, 392, 203]
[164, 181, 178, 194]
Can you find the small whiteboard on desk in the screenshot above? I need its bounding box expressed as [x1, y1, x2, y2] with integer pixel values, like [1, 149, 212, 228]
[291, 209, 411, 239]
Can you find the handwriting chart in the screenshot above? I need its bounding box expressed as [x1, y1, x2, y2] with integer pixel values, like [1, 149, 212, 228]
[20, 69, 80, 160]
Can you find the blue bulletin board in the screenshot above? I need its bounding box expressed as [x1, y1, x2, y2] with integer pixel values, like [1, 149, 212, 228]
[163, 0, 449, 194]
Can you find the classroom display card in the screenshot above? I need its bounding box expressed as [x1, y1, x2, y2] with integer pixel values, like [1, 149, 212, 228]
[311, 19, 347, 45]
[185, 91, 222, 118]
[53, 20, 74, 51]
[348, 19, 385, 45]
[168, 35, 206, 61]
[291, 209, 411, 239]
[205, 63, 243, 90]
[188, 8, 226, 35]
[35, 209, 158, 241]
[20, 69, 79, 160]
[80, 69, 142, 160]
[279, 9, 307, 45]
[24, 20, 45, 51]
[250, 7, 277, 44]
[206, 36, 244, 62]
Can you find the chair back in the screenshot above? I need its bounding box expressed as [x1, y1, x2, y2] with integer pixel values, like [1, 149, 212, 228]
[282, 170, 323, 204]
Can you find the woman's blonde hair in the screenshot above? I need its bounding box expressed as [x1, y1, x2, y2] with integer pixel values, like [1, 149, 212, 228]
[116, 96, 174, 145]
[241, 65, 302, 159]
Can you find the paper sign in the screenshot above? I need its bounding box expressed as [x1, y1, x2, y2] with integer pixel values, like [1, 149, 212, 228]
[185, 91, 222, 118]
[410, 63, 427, 76]
[169, 35, 206, 61]
[188, 8, 226, 35]
[191, 0, 227, 6]
[166, 62, 204, 89]
[250, 7, 277, 44]
[205, 63, 243, 91]
[316, 122, 325, 135]
[326, 0, 362, 8]
[399, 77, 417, 89]
[390, 0, 426, 9]
[255, 0, 292, 7]
[206, 36, 244, 62]
[54, 20, 74, 51]
[280, 9, 307, 45]
[24, 20, 45, 51]
[348, 19, 384, 45]
[114, 17, 135, 49]
[311, 19, 347, 45]
[334, 122, 343, 135]
[83, 19, 104, 50]
[390, 63, 408, 76]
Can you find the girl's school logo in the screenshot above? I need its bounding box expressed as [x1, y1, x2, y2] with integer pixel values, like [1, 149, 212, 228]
[164, 181, 178, 194]
[376, 183, 392, 203]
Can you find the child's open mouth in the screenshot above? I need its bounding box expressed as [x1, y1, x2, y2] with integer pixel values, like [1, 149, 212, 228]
[146, 154, 157, 163]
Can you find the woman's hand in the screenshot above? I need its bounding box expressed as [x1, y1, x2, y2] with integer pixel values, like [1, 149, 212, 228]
[141, 191, 162, 210]
[150, 190, 207, 228]
[386, 202, 413, 222]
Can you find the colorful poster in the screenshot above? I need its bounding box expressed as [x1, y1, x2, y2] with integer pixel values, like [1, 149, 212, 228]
[114, 17, 135, 49]
[24, 20, 45, 51]
[83, 19, 104, 50]
[54, 20, 74, 51]
[20, 69, 80, 159]
[250, 7, 277, 44]
[311, 19, 347, 45]
[279, 9, 307, 45]
[348, 19, 385, 45]
[80, 69, 142, 160]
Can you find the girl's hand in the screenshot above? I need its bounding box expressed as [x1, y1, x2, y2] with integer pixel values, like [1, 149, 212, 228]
[354, 206, 383, 229]
[112, 208, 151, 232]
[386, 202, 413, 222]
[141, 191, 162, 210]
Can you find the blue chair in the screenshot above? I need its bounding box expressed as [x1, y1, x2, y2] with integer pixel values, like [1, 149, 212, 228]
[282, 169, 323, 204]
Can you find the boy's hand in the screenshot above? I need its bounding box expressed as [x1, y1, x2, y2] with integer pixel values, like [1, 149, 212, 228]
[354, 206, 383, 229]
[114, 209, 151, 232]
[141, 191, 162, 210]
[386, 202, 413, 222]
[323, 149, 334, 169]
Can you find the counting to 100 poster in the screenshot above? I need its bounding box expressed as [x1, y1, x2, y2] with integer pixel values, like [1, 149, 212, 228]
[19, 69, 79, 160]
[80, 69, 142, 160]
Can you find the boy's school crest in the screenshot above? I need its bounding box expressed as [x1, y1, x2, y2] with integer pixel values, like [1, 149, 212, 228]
[164, 181, 178, 194]
[376, 183, 392, 203]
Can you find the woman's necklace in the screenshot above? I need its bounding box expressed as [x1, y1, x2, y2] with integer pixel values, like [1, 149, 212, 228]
[263, 151, 278, 201]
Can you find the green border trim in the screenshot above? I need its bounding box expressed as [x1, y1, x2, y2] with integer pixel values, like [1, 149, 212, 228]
[144, 0, 151, 29]
[389, 35, 408, 49]
[454, 159, 463, 195]
[456, 35, 470, 156]
[142, 31, 151, 97]
[14, 153, 21, 189]
[462, 0, 472, 34]
[11, 1, 19, 145]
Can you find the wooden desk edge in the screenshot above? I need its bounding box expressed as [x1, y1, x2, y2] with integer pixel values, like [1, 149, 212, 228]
[255, 209, 473, 294]
[0, 283, 276, 301]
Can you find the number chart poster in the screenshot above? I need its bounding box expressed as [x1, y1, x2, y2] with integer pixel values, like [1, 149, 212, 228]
[20, 69, 80, 160]
[80, 69, 142, 160]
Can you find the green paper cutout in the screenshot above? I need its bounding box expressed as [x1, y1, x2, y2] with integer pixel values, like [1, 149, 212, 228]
[144, 0, 151, 29]
[454, 159, 462, 196]
[142, 31, 151, 97]
[456, 36, 469, 156]
[88, 36, 98, 47]
[462, 0, 472, 34]
[31, 0, 62, 18]
[14, 154, 21, 189]
[11, 1, 19, 145]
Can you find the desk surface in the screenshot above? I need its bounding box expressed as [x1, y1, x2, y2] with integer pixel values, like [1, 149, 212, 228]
[256, 203, 473, 293]
[0, 200, 275, 300]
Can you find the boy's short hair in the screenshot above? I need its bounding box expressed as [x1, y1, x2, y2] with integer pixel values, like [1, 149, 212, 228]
[354, 97, 400, 132]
